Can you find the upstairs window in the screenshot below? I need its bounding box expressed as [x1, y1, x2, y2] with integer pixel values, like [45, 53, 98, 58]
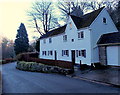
[78, 31, 84, 39]
[63, 35, 67, 42]
[49, 38, 52, 43]
[43, 39, 46, 44]
[103, 17, 107, 24]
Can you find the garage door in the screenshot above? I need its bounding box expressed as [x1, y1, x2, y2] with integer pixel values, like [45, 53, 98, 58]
[107, 46, 119, 66]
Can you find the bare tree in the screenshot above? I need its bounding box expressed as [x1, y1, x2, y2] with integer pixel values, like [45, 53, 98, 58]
[28, 1, 60, 35]
[58, 0, 86, 17]
[1, 37, 15, 59]
[87, 0, 117, 11]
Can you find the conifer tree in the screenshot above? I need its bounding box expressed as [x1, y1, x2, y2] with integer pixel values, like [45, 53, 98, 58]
[14, 23, 29, 55]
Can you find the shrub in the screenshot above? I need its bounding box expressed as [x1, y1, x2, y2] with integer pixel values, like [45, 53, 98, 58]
[16, 61, 74, 75]
[16, 52, 39, 61]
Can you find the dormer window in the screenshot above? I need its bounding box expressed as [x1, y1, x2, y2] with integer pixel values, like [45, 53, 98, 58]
[103, 17, 107, 24]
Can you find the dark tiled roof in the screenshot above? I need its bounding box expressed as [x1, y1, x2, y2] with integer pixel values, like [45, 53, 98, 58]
[40, 25, 67, 39]
[40, 7, 104, 39]
[97, 32, 120, 45]
[70, 7, 104, 29]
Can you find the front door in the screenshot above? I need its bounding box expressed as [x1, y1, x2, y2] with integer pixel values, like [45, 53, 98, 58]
[54, 51, 57, 60]
[71, 50, 75, 64]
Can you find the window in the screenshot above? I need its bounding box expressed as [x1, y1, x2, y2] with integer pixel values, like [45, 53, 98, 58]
[66, 50, 69, 56]
[45, 51, 46, 56]
[62, 50, 69, 56]
[81, 50, 86, 58]
[42, 51, 47, 56]
[78, 31, 84, 39]
[76, 50, 86, 58]
[76, 50, 78, 57]
[79, 50, 81, 56]
[50, 51, 53, 55]
[63, 35, 67, 42]
[103, 17, 107, 24]
[47, 51, 52, 56]
[43, 39, 46, 44]
[49, 38, 52, 43]
[48, 51, 50, 56]
[42, 51, 44, 55]
[76, 50, 81, 57]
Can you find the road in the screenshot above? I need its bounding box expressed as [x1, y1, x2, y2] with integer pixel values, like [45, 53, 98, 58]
[2, 62, 120, 93]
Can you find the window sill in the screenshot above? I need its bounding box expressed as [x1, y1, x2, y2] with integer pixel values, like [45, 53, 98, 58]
[78, 38, 84, 40]
[62, 55, 69, 57]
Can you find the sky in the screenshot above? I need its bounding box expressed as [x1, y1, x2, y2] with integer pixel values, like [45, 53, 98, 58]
[0, 0, 39, 42]
[0, 0, 103, 42]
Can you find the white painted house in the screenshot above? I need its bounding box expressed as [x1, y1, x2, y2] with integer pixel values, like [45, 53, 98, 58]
[39, 7, 120, 66]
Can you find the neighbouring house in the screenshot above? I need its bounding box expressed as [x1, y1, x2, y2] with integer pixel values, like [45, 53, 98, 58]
[39, 7, 119, 66]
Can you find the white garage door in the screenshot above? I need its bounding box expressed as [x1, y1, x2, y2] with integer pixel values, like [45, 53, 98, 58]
[107, 46, 119, 66]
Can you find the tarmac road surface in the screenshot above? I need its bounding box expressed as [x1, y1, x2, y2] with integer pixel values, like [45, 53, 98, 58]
[2, 62, 120, 93]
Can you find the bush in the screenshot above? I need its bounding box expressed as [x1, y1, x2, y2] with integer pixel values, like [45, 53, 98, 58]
[16, 52, 39, 61]
[16, 61, 74, 75]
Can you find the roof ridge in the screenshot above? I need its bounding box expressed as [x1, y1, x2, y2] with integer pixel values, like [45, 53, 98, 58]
[70, 6, 105, 18]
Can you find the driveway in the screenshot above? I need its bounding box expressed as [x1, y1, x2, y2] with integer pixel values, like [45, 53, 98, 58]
[2, 62, 120, 93]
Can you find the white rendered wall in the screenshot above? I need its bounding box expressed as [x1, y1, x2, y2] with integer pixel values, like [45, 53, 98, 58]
[39, 16, 92, 65]
[90, 8, 118, 63]
[107, 46, 119, 66]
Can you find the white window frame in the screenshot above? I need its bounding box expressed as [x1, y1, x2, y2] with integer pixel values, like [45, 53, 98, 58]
[63, 35, 67, 42]
[78, 31, 84, 39]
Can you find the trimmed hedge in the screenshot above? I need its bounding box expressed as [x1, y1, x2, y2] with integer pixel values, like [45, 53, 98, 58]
[16, 52, 74, 69]
[16, 61, 74, 75]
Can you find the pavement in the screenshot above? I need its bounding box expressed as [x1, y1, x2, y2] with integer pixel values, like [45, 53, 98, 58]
[67, 65, 120, 88]
[2, 62, 120, 93]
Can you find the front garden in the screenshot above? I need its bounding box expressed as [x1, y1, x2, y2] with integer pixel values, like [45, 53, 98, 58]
[15, 52, 74, 75]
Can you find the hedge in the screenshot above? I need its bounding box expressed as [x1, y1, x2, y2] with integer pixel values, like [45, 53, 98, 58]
[16, 52, 74, 69]
[16, 61, 74, 75]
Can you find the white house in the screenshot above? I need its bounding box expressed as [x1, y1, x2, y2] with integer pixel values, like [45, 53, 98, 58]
[39, 7, 120, 66]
